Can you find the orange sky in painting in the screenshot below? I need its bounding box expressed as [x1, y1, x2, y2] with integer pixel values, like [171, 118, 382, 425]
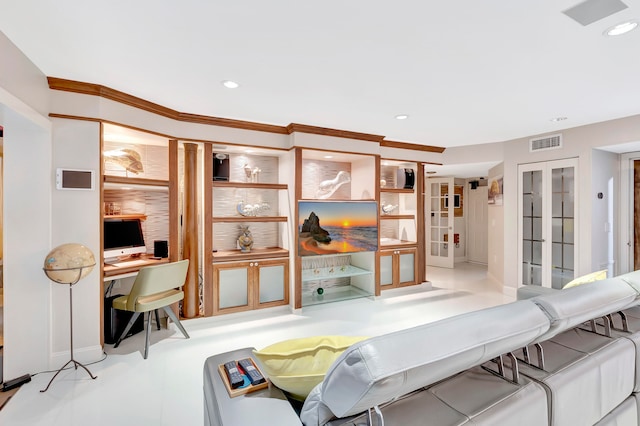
[298, 201, 377, 228]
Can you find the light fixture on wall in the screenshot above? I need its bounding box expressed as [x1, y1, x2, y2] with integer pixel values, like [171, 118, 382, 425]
[40, 243, 97, 392]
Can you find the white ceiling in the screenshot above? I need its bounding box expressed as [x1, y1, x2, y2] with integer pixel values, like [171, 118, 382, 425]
[1, 1, 639, 151]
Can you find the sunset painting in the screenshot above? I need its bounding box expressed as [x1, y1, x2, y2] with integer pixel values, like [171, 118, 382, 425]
[298, 201, 378, 256]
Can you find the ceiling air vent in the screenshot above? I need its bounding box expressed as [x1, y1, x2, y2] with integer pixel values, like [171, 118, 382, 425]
[530, 134, 562, 152]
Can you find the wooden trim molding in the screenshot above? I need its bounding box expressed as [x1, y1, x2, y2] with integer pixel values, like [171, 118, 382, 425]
[416, 162, 426, 284]
[48, 77, 447, 152]
[381, 140, 446, 154]
[48, 77, 289, 135]
[286, 123, 385, 143]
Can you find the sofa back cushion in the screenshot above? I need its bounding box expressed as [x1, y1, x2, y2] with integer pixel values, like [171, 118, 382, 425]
[531, 277, 638, 342]
[299, 300, 550, 424]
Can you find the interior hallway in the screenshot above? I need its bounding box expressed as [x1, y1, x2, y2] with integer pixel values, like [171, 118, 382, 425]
[0, 263, 510, 425]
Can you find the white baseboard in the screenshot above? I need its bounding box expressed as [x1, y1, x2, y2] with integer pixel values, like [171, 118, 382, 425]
[50, 344, 104, 367]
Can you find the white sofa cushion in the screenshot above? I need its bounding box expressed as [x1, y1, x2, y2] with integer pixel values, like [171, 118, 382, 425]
[429, 366, 548, 426]
[594, 396, 638, 426]
[619, 270, 640, 295]
[299, 300, 550, 425]
[531, 278, 638, 342]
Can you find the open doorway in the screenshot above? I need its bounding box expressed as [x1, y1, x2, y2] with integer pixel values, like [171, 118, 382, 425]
[425, 172, 491, 269]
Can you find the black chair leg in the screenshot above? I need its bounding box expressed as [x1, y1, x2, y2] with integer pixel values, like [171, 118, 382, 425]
[154, 309, 161, 330]
[162, 306, 190, 339]
[114, 312, 141, 348]
[144, 311, 153, 359]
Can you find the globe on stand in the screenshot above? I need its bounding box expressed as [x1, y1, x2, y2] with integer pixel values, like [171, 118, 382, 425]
[43, 243, 96, 284]
[40, 243, 97, 392]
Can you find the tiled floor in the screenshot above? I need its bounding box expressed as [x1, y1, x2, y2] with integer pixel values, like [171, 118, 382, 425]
[0, 263, 511, 425]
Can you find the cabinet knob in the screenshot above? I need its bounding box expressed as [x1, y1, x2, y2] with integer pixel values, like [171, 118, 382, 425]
[250, 262, 254, 267]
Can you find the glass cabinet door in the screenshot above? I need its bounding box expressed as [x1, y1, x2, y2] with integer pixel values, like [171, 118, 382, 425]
[216, 264, 250, 310]
[257, 261, 287, 305]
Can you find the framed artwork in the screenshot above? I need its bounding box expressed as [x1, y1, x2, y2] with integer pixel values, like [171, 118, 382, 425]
[298, 200, 378, 256]
[488, 175, 503, 205]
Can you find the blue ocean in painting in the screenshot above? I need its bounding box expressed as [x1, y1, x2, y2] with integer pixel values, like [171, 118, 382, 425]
[318, 226, 378, 253]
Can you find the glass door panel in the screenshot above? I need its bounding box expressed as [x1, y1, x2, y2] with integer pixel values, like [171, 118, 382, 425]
[519, 159, 577, 288]
[522, 170, 543, 286]
[550, 166, 575, 289]
[427, 178, 454, 268]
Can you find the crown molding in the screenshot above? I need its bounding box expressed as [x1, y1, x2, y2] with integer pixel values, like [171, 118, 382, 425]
[381, 139, 446, 153]
[286, 123, 385, 143]
[47, 77, 289, 134]
[48, 77, 446, 152]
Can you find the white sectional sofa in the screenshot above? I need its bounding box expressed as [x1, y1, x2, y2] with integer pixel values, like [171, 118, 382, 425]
[204, 270, 640, 425]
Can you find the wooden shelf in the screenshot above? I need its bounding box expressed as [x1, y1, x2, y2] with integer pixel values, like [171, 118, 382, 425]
[212, 216, 288, 223]
[380, 214, 415, 220]
[302, 285, 372, 307]
[104, 214, 148, 221]
[104, 175, 170, 187]
[380, 240, 417, 249]
[212, 181, 287, 190]
[301, 264, 372, 282]
[212, 247, 289, 263]
[380, 188, 414, 193]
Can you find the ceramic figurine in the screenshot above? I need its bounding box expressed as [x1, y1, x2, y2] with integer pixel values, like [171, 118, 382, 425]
[316, 171, 351, 199]
[237, 225, 254, 253]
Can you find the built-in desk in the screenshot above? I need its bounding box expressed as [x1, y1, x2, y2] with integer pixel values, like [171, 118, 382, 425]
[103, 255, 169, 281]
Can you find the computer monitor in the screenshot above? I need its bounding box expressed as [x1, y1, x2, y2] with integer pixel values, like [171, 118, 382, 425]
[103, 218, 146, 263]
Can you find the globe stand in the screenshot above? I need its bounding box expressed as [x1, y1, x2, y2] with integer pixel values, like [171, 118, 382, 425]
[41, 264, 97, 392]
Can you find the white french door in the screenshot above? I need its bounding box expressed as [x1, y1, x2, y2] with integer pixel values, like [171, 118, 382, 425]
[518, 158, 578, 288]
[426, 177, 455, 268]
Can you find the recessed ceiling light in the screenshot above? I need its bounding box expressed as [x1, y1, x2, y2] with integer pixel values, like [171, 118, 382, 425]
[604, 20, 638, 36]
[222, 80, 240, 89]
[324, 155, 333, 159]
[550, 117, 568, 122]
[395, 114, 409, 120]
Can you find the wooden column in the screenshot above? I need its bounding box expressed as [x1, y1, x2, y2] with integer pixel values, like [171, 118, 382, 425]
[416, 162, 426, 284]
[182, 143, 200, 318]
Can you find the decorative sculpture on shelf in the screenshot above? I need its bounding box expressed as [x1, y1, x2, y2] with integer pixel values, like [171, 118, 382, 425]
[236, 201, 271, 217]
[104, 148, 144, 175]
[243, 163, 261, 183]
[237, 225, 254, 253]
[316, 171, 351, 199]
[381, 203, 398, 214]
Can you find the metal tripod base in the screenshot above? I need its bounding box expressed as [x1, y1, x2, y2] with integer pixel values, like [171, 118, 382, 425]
[40, 358, 97, 392]
[40, 279, 98, 392]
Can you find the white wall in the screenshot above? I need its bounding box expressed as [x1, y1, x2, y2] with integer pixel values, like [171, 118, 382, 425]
[590, 148, 618, 276]
[0, 106, 51, 378]
[0, 31, 53, 379]
[50, 118, 102, 363]
[487, 163, 504, 286]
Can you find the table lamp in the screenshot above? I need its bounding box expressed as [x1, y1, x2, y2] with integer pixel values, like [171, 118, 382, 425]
[41, 243, 97, 392]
